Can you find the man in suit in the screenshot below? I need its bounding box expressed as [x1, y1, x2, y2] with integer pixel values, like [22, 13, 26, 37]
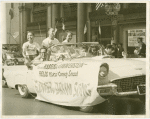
[137, 37, 146, 58]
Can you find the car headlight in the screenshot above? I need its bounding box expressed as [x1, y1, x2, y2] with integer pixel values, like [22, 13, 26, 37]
[98, 63, 109, 85]
[99, 66, 108, 77]
[99, 63, 109, 77]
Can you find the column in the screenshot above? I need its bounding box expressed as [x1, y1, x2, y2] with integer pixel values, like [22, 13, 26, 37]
[86, 3, 92, 42]
[1, 3, 7, 44]
[60, 3, 64, 18]
[123, 29, 128, 53]
[77, 3, 86, 42]
[51, 3, 60, 28]
[112, 26, 117, 43]
[111, 18, 118, 44]
[30, 3, 33, 22]
[18, 4, 30, 47]
[47, 4, 52, 36]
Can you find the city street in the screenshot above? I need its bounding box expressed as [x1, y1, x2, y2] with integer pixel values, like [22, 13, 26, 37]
[1, 2, 147, 117]
[2, 86, 145, 115]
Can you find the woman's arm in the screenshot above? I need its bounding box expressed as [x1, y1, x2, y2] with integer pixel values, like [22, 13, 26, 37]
[22, 44, 27, 58]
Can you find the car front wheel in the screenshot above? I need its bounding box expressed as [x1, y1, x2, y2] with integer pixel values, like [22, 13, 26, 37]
[79, 106, 94, 113]
[18, 85, 30, 98]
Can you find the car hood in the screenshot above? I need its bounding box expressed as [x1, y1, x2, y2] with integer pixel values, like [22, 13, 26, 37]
[71, 57, 146, 81]
[72, 57, 145, 67]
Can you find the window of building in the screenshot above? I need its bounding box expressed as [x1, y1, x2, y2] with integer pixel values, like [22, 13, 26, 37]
[11, 3, 14, 8]
[101, 26, 111, 38]
[63, 3, 77, 18]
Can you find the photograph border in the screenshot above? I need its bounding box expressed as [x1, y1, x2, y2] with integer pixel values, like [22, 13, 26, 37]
[0, 0, 149, 118]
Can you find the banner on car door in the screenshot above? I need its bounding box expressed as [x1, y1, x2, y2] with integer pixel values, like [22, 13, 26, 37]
[33, 61, 105, 106]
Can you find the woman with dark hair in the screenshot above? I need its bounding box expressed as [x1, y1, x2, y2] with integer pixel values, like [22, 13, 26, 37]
[62, 31, 73, 43]
[22, 31, 40, 66]
[104, 44, 114, 56]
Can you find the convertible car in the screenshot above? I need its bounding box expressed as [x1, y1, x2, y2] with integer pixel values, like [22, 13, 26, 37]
[3, 43, 146, 112]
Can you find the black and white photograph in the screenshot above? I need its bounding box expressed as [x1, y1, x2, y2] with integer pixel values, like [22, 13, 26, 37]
[1, 1, 149, 117]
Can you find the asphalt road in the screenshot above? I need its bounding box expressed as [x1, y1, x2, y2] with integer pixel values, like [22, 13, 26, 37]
[2, 87, 145, 115]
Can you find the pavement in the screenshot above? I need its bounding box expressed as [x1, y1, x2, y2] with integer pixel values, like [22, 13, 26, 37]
[2, 87, 145, 116]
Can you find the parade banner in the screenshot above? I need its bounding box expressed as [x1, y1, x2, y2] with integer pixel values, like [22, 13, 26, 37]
[128, 29, 146, 47]
[33, 61, 105, 106]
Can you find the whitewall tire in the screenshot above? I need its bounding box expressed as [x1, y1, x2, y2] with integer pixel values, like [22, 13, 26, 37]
[18, 85, 30, 98]
[79, 106, 94, 113]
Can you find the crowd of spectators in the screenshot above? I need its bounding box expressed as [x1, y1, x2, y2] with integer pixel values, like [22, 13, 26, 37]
[96, 43, 125, 58]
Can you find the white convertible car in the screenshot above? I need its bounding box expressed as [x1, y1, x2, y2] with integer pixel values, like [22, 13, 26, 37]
[3, 43, 146, 112]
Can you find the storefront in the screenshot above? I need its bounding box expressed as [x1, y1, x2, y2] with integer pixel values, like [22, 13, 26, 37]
[4, 3, 146, 56]
[89, 3, 146, 55]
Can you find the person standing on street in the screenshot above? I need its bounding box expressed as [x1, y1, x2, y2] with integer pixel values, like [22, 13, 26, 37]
[42, 27, 60, 61]
[137, 37, 146, 58]
[104, 44, 114, 57]
[112, 43, 118, 58]
[22, 31, 40, 67]
[117, 43, 124, 58]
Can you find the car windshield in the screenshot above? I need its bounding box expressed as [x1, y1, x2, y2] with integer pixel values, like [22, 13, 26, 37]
[49, 43, 100, 61]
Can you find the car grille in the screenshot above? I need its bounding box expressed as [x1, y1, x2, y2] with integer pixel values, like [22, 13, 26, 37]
[111, 75, 145, 92]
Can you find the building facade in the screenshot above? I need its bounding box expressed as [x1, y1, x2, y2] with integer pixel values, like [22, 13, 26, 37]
[4, 3, 146, 54]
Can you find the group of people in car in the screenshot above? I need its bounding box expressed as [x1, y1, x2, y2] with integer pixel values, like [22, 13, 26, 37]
[22, 27, 146, 67]
[22, 28, 73, 67]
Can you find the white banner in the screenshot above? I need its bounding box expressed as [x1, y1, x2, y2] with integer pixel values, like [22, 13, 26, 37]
[33, 61, 105, 106]
[128, 29, 146, 47]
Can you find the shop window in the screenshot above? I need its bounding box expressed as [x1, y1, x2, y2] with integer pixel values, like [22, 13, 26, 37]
[63, 3, 77, 18]
[32, 3, 47, 22]
[101, 26, 111, 38]
[11, 3, 14, 8]
[92, 26, 111, 46]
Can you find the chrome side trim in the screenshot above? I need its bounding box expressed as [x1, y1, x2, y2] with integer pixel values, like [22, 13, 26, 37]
[116, 91, 138, 96]
[97, 83, 117, 88]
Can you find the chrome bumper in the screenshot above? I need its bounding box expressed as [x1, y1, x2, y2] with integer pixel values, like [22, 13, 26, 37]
[97, 83, 145, 96]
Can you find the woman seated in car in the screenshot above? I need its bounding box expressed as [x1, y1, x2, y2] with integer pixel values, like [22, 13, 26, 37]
[104, 44, 115, 57]
[62, 31, 73, 43]
[22, 31, 40, 68]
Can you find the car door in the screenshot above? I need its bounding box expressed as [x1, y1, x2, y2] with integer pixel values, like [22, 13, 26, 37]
[14, 66, 28, 87]
[3, 65, 27, 88]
